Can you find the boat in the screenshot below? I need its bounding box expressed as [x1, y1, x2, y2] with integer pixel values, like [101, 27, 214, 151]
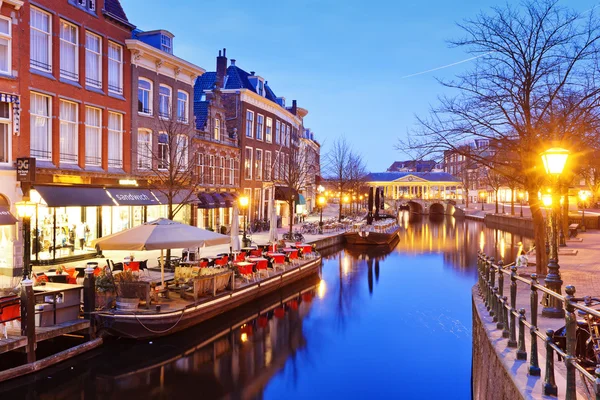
[94, 253, 322, 339]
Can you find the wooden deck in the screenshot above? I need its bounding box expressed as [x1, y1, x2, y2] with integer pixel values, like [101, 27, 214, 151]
[0, 319, 90, 355]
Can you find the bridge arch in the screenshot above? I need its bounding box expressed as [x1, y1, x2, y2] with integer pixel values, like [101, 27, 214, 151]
[407, 201, 423, 214]
[429, 203, 445, 215]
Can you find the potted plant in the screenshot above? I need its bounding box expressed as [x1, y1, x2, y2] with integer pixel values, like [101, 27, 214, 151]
[56, 265, 64, 275]
[95, 269, 116, 310]
[114, 270, 140, 311]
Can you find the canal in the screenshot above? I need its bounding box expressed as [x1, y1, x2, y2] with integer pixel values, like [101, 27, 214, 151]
[0, 213, 533, 399]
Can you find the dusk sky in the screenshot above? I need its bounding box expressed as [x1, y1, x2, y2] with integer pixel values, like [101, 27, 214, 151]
[124, 0, 597, 172]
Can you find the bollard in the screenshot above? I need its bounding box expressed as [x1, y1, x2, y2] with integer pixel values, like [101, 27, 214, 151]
[544, 329, 558, 396]
[83, 263, 96, 339]
[508, 266, 518, 348]
[564, 285, 577, 400]
[517, 308, 527, 360]
[529, 274, 541, 376]
[489, 257, 496, 317]
[20, 278, 35, 364]
[502, 296, 510, 338]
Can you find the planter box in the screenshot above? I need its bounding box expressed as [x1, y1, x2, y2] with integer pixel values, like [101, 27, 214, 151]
[193, 271, 232, 300]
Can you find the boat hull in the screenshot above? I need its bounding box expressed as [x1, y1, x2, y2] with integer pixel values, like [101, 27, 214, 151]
[95, 256, 322, 339]
[343, 226, 400, 246]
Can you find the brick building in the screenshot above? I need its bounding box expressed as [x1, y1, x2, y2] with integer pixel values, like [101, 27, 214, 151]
[195, 50, 307, 225]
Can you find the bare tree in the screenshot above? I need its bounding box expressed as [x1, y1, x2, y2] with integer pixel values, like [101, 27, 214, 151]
[324, 137, 353, 221]
[346, 152, 368, 214]
[398, 1, 600, 274]
[576, 151, 600, 205]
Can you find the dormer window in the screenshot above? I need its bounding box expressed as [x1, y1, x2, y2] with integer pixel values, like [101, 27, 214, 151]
[161, 35, 172, 54]
[249, 76, 265, 97]
[73, 0, 96, 13]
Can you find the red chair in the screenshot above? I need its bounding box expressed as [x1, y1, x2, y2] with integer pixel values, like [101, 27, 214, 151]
[274, 307, 285, 319]
[250, 249, 262, 257]
[255, 259, 269, 278]
[235, 253, 246, 262]
[289, 300, 299, 310]
[258, 316, 268, 328]
[124, 262, 140, 272]
[64, 267, 78, 284]
[215, 258, 228, 267]
[200, 261, 209, 268]
[288, 250, 299, 265]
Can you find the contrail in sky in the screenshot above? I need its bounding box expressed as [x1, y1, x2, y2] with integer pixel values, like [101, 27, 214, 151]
[401, 52, 493, 79]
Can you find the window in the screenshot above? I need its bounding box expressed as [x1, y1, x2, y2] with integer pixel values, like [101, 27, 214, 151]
[265, 151, 272, 181]
[275, 120, 281, 144]
[137, 129, 152, 169]
[177, 91, 188, 123]
[30, 93, 52, 160]
[220, 156, 225, 185]
[257, 80, 264, 96]
[214, 118, 220, 141]
[85, 32, 102, 88]
[85, 107, 101, 166]
[108, 112, 123, 168]
[256, 114, 264, 141]
[161, 35, 172, 54]
[176, 135, 188, 170]
[138, 79, 152, 115]
[255, 149, 263, 181]
[108, 42, 123, 94]
[59, 100, 78, 163]
[60, 21, 78, 80]
[209, 155, 215, 184]
[30, 7, 52, 72]
[266, 117, 272, 143]
[286, 125, 291, 147]
[246, 110, 254, 138]
[158, 85, 171, 118]
[158, 132, 168, 170]
[229, 158, 235, 186]
[244, 147, 253, 180]
[0, 17, 11, 75]
[0, 102, 10, 163]
[196, 154, 204, 184]
[75, 0, 96, 12]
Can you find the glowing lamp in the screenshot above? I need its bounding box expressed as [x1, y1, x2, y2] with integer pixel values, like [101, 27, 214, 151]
[542, 194, 552, 207]
[579, 191, 588, 202]
[15, 200, 36, 218]
[343, 195, 349, 203]
[239, 195, 249, 208]
[318, 196, 326, 206]
[540, 147, 569, 176]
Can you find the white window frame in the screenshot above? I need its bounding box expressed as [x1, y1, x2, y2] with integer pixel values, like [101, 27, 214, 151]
[85, 31, 102, 88]
[265, 117, 272, 143]
[229, 158, 235, 186]
[265, 150, 272, 181]
[0, 16, 12, 75]
[137, 129, 152, 170]
[158, 84, 172, 119]
[286, 125, 291, 147]
[108, 112, 123, 168]
[161, 35, 172, 54]
[176, 134, 188, 171]
[108, 42, 123, 95]
[275, 120, 281, 144]
[220, 156, 225, 184]
[244, 146, 253, 180]
[59, 20, 79, 81]
[214, 118, 220, 141]
[255, 149, 263, 181]
[256, 114, 264, 141]
[138, 78, 153, 115]
[196, 154, 204, 184]
[246, 110, 254, 138]
[209, 155, 215, 185]
[84, 106, 102, 166]
[177, 90, 188, 123]
[157, 132, 169, 171]
[59, 99, 79, 164]
[30, 7, 52, 73]
[30, 92, 52, 160]
[0, 102, 11, 164]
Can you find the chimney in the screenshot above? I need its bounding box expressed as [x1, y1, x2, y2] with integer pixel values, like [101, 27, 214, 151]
[216, 48, 227, 88]
[291, 100, 297, 115]
[250, 71, 255, 76]
[230, 59, 236, 66]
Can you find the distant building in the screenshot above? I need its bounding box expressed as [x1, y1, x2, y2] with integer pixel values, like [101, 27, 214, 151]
[366, 172, 462, 200]
[386, 160, 441, 173]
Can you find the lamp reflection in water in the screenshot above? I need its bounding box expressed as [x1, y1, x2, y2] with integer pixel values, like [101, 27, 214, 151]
[317, 279, 326, 299]
[500, 237, 506, 261]
[479, 230, 485, 253]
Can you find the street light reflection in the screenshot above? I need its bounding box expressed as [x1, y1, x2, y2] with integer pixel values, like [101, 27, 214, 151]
[317, 279, 326, 299]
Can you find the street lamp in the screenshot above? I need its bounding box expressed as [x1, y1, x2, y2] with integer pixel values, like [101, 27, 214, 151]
[540, 147, 569, 318]
[480, 192, 485, 211]
[579, 191, 588, 232]
[318, 196, 326, 234]
[239, 195, 249, 247]
[15, 199, 36, 279]
[518, 192, 524, 217]
[343, 195, 349, 215]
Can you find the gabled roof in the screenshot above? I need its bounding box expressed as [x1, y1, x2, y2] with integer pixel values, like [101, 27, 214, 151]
[104, 0, 134, 28]
[264, 84, 278, 102]
[194, 65, 278, 101]
[194, 101, 209, 130]
[367, 172, 461, 183]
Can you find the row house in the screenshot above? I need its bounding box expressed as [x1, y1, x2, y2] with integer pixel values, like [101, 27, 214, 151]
[298, 128, 321, 213]
[195, 50, 306, 225]
[0, 0, 135, 272]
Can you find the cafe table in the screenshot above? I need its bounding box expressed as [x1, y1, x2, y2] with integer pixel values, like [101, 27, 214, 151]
[43, 272, 69, 284]
[266, 252, 286, 264]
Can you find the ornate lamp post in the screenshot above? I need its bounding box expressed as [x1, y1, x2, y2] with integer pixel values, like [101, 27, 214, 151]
[239, 195, 250, 247]
[318, 196, 326, 234]
[519, 192, 524, 217]
[579, 191, 588, 232]
[480, 191, 485, 211]
[540, 147, 570, 318]
[15, 199, 36, 279]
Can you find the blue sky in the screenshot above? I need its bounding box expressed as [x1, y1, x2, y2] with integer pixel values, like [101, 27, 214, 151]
[124, 0, 598, 172]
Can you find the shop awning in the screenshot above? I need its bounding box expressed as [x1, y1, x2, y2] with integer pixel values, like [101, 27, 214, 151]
[212, 193, 227, 208]
[106, 188, 159, 206]
[0, 207, 17, 225]
[152, 189, 197, 205]
[198, 192, 217, 209]
[34, 185, 115, 207]
[275, 187, 299, 202]
[219, 192, 238, 207]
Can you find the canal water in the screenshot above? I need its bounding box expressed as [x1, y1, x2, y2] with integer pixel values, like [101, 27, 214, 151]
[0, 213, 532, 399]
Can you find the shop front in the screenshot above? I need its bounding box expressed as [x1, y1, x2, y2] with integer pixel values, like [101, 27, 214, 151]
[196, 191, 236, 234]
[0, 204, 17, 272]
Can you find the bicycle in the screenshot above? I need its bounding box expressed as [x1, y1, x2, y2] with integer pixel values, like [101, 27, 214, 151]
[282, 231, 305, 242]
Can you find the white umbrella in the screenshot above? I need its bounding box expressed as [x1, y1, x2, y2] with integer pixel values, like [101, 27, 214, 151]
[230, 205, 241, 252]
[92, 218, 230, 285]
[269, 197, 278, 244]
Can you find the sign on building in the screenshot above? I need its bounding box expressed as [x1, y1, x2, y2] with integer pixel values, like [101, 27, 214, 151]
[16, 157, 36, 182]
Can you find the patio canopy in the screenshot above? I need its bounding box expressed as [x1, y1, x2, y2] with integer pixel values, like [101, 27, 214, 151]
[91, 218, 230, 251]
[0, 207, 17, 225]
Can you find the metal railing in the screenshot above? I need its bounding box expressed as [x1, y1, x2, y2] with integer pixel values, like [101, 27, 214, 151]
[477, 252, 600, 399]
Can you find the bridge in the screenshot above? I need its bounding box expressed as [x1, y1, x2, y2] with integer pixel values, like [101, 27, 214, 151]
[387, 198, 462, 216]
